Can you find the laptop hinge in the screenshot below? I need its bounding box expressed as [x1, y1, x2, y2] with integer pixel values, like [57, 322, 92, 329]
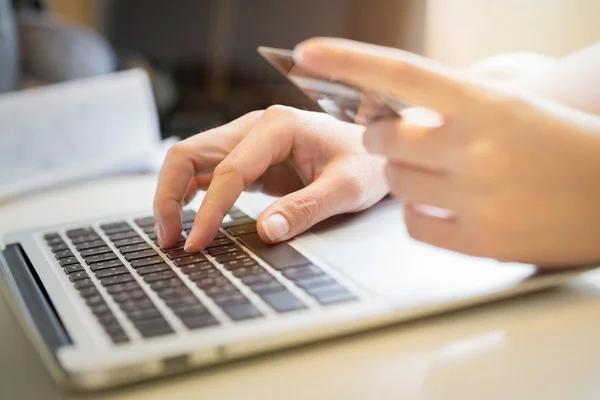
[0, 243, 73, 357]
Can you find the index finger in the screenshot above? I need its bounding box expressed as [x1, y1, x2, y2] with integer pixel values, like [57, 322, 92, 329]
[153, 112, 260, 248]
[294, 38, 473, 115]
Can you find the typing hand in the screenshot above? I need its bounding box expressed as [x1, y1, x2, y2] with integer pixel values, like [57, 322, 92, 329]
[153, 107, 388, 252]
[295, 38, 600, 267]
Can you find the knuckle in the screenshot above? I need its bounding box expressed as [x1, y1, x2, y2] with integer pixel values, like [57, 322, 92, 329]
[213, 159, 240, 178]
[263, 104, 295, 121]
[165, 142, 189, 159]
[286, 194, 322, 225]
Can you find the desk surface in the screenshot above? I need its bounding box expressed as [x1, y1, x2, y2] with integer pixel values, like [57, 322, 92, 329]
[1, 175, 600, 400]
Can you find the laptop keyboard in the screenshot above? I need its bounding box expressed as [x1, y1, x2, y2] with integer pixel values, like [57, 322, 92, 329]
[42, 208, 358, 344]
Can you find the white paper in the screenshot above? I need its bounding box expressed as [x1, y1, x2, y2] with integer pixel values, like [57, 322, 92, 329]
[0, 69, 169, 201]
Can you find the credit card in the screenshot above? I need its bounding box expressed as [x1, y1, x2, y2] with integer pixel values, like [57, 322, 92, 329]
[258, 46, 406, 125]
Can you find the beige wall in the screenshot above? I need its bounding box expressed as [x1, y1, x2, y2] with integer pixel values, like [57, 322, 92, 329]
[425, 0, 600, 66]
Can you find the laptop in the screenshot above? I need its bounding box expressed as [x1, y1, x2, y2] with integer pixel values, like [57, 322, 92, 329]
[0, 193, 588, 391]
[0, 48, 589, 391]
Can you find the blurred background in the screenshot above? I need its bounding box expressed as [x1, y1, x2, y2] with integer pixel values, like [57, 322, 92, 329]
[2, 0, 599, 139]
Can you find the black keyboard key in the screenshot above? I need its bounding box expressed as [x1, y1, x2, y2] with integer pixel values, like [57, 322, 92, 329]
[261, 290, 307, 313]
[231, 265, 265, 277]
[172, 254, 207, 267]
[63, 263, 84, 274]
[143, 270, 177, 283]
[97, 313, 119, 326]
[75, 239, 106, 251]
[46, 237, 65, 247]
[187, 269, 223, 282]
[111, 289, 148, 303]
[102, 225, 132, 235]
[44, 232, 60, 240]
[79, 246, 113, 257]
[95, 266, 130, 279]
[226, 223, 257, 237]
[213, 252, 249, 263]
[68, 271, 89, 281]
[107, 231, 139, 241]
[295, 275, 336, 290]
[124, 249, 158, 261]
[203, 284, 238, 297]
[240, 273, 274, 286]
[222, 217, 255, 228]
[165, 248, 191, 259]
[126, 308, 162, 321]
[181, 314, 219, 330]
[135, 318, 174, 338]
[212, 292, 250, 306]
[49, 243, 69, 252]
[118, 243, 151, 254]
[207, 244, 242, 256]
[105, 281, 140, 294]
[160, 239, 186, 252]
[54, 250, 73, 259]
[103, 321, 124, 334]
[59, 257, 79, 267]
[85, 295, 106, 307]
[171, 303, 208, 317]
[149, 278, 185, 291]
[194, 276, 229, 289]
[130, 256, 165, 268]
[119, 299, 156, 312]
[110, 332, 130, 344]
[78, 286, 100, 298]
[237, 233, 310, 270]
[89, 259, 123, 271]
[70, 234, 101, 244]
[136, 263, 171, 275]
[73, 278, 95, 290]
[100, 221, 129, 230]
[113, 237, 145, 247]
[85, 252, 118, 264]
[134, 216, 155, 227]
[66, 227, 95, 238]
[205, 237, 233, 249]
[141, 225, 156, 234]
[222, 258, 257, 270]
[249, 280, 286, 294]
[282, 265, 324, 281]
[100, 274, 135, 286]
[156, 286, 194, 299]
[179, 262, 215, 274]
[164, 295, 202, 308]
[222, 303, 263, 321]
[307, 286, 358, 305]
[90, 302, 111, 316]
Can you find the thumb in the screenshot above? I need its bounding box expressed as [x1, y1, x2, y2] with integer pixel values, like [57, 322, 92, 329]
[257, 175, 356, 243]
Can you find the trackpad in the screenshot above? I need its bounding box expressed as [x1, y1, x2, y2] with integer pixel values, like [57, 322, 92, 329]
[292, 198, 537, 308]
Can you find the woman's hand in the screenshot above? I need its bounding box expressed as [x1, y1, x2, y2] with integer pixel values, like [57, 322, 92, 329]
[295, 38, 600, 268]
[153, 106, 389, 252]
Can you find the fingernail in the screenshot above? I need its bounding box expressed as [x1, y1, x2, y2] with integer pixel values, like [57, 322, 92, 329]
[155, 223, 165, 246]
[184, 236, 194, 252]
[292, 47, 304, 64]
[262, 214, 290, 241]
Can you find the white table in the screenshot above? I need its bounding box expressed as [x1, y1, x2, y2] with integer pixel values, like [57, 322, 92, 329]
[2, 174, 600, 400]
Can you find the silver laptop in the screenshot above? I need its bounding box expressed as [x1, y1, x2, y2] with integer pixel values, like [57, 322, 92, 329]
[0, 47, 589, 391]
[0, 193, 587, 391]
